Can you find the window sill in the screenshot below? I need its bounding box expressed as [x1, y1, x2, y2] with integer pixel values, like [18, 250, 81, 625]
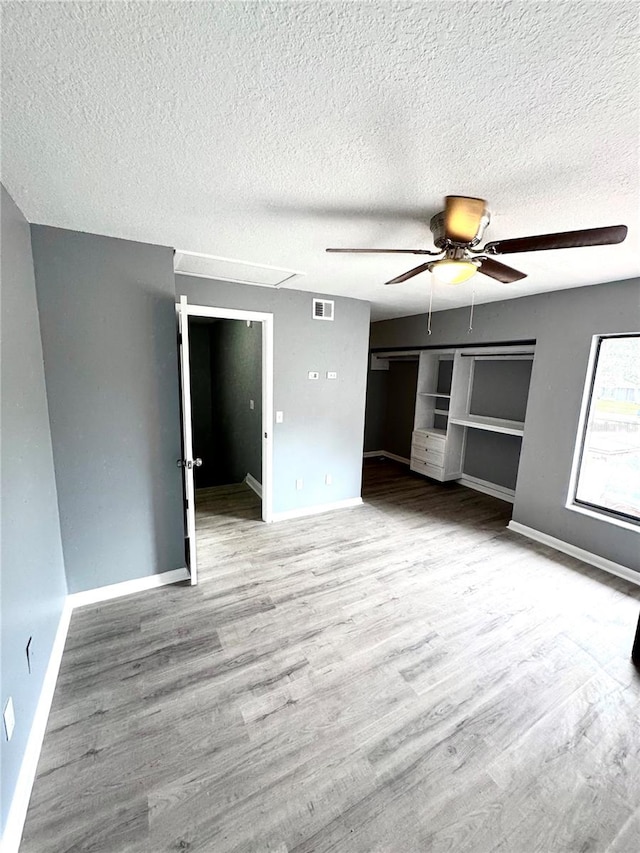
[565, 501, 640, 533]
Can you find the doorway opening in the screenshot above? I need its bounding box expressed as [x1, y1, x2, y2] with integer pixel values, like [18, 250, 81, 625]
[177, 297, 274, 585]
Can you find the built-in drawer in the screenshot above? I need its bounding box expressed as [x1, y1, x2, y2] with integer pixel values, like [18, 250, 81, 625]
[412, 430, 446, 452]
[410, 457, 445, 481]
[411, 445, 445, 468]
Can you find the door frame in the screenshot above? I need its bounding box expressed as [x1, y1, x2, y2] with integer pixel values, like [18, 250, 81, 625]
[180, 300, 274, 524]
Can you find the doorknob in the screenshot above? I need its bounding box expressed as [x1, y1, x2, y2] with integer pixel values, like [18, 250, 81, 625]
[176, 458, 202, 468]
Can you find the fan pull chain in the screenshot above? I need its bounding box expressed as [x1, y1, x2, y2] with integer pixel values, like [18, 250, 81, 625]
[427, 276, 433, 335]
[468, 286, 475, 333]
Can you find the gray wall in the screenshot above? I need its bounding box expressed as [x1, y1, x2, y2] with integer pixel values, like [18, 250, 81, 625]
[370, 280, 640, 573]
[384, 361, 418, 459]
[1, 187, 67, 833]
[30, 226, 185, 593]
[176, 276, 371, 515]
[189, 318, 262, 487]
[469, 359, 532, 422]
[463, 430, 522, 491]
[364, 361, 419, 457]
[364, 369, 388, 452]
[208, 319, 262, 486]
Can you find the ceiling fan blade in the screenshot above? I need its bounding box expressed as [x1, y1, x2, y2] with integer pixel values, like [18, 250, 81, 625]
[484, 224, 628, 255]
[477, 257, 527, 283]
[384, 262, 432, 285]
[326, 248, 436, 254]
[444, 195, 488, 243]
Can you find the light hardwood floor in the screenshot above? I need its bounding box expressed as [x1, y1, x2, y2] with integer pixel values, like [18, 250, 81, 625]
[20, 460, 640, 852]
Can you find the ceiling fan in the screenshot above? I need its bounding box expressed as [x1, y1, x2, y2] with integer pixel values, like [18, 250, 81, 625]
[326, 196, 628, 285]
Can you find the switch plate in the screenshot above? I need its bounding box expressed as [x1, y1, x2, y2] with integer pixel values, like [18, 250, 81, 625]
[325, 474, 332, 485]
[308, 371, 319, 380]
[3, 697, 15, 742]
[296, 478, 303, 490]
[249, 399, 254, 410]
[327, 371, 337, 380]
[276, 411, 284, 423]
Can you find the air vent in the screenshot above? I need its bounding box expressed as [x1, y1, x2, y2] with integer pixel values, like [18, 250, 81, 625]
[174, 250, 305, 288]
[313, 299, 334, 321]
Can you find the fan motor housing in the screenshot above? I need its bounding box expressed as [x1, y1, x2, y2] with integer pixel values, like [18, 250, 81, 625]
[430, 209, 491, 249]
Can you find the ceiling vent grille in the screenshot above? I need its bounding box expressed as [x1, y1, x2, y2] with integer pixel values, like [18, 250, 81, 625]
[313, 298, 334, 321]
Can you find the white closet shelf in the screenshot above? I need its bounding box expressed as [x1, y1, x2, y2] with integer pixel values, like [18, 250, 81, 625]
[449, 414, 525, 436]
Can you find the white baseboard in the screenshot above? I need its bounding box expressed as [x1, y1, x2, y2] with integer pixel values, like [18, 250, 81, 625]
[272, 496, 363, 522]
[68, 567, 191, 609]
[2, 566, 191, 849]
[244, 473, 263, 499]
[2, 599, 73, 853]
[363, 450, 410, 465]
[507, 521, 640, 587]
[458, 475, 515, 504]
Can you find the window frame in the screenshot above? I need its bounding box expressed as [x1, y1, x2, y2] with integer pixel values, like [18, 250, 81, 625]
[566, 332, 640, 530]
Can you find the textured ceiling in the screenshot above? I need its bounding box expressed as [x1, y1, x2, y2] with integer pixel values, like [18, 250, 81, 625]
[2, 1, 639, 320]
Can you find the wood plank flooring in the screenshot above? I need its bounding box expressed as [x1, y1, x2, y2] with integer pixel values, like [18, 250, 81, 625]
[20, 459, 640, 852]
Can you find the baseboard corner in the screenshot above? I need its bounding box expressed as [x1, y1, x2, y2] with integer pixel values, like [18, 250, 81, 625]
[244, 472, 263, 499]
[68, 567, 191, 609]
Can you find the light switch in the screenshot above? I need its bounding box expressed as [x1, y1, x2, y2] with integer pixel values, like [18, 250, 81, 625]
[276, 411, 284, 423]
[308, 371, 319, 380]
[249, 399, 254, 410]
[327, 371, 337, 380]
[296, 478, 303, 490]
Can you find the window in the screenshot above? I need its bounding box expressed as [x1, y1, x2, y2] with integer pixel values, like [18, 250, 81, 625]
[572, 335, 640, 524]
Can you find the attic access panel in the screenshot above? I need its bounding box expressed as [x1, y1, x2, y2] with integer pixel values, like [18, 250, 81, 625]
[175, 251, 305, 287]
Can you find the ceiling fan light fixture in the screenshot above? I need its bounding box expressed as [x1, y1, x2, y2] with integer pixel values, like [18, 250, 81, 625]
[430, 258, 479, 284]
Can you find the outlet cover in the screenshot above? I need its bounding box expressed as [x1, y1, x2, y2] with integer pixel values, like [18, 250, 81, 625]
[276, 411, 284, 423]
[296, 478, 303, 490]
[327, 371, 337, 380]
[4, 697, 15, 742]
[308, 371, 319, 380]
[325, 474, 333, 485]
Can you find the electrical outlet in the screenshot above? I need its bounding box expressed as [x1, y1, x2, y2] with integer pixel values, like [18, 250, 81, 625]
[249, 399, 254, 410]
[325, 474, 332, 485]
[296, 478, 303, 490]
[327, 371, 337, 380]
[276, 411, 284, 423]
[3, 697, 15, 742]
[308, 371, 319, 380]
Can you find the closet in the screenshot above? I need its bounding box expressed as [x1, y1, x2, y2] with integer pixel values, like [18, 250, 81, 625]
[412, 345, 534, 500]
[372, 344, 534, 502]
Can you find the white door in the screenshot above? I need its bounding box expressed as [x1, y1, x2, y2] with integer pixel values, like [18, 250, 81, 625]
[177, 295, 199, 584]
